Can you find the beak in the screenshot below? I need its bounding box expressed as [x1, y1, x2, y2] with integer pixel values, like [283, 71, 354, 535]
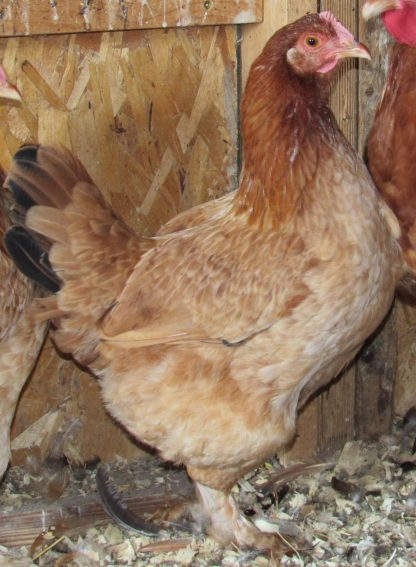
[337, 41, 372, 61]
[362, 0, 401, 20]
[0, 83, 22, 103]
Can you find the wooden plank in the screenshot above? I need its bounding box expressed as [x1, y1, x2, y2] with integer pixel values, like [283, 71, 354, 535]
[0, 491, 189, 547]
[280, 396, 319, 465]
[242, 0, 288, 87]
[394, 302, 416, 417]
[355, 314, 397, 439]
[0, 0, 262, 37]
[321, 0, 361, 148]
[357, 0, 392, 155]
[3, 25, 238, 463]
[317, 367, 356, 456]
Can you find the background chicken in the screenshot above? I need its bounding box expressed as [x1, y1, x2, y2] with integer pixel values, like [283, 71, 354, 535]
[0, 67, 46, 480]
[363, 0, 416, 279]
[3, 13, 403, 553]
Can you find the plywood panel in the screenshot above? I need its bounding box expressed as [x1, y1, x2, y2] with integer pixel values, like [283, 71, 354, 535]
[0, 27, 238, 232]
[4, 25, 238, 462]
[0, 0, 263, 36]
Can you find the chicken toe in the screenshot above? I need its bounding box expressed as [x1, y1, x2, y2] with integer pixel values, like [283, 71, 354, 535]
[194, 482, 288, 554]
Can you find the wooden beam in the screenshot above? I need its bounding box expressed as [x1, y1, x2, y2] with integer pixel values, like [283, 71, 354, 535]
[357, 0, 392, 154]
[0, 491, 189, 548]
[0, 0, 263, 37]
[321, 0, 361, 148]
[355, 314, 397, 440]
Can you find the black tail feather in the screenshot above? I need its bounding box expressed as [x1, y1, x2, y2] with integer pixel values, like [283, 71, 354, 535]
[7, 178, 37, 211]
[13, 144, 39, 164]
[4, 226, 61, 293]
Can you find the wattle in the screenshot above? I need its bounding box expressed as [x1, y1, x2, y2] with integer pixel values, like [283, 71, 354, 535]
[318, 59, 338, 74]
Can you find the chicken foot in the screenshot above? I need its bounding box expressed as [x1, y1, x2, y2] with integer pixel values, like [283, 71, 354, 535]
[194, 482, 287, 554]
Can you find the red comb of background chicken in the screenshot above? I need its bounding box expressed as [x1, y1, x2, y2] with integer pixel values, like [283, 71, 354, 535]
[363, 0, 416, 46]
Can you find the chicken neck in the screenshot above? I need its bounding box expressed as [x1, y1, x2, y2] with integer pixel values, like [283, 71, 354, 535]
[234, 42, 341, 230]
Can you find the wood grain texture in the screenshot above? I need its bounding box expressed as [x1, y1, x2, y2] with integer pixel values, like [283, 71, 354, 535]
[0, 27, 238, 232]
[4, 25, 238, 463]
[321, 0, 361, 148]
[0, 0, 262, 37]
[394, 302, 416, 417]
[358, 0, 392, 155]
[355, 314, 397, 440]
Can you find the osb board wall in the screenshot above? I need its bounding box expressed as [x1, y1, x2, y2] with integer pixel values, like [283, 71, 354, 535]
[1, 25, 238, 463]
[0, 0, 263, 35]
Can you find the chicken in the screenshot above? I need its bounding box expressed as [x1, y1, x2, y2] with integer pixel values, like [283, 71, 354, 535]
[0, 68, 47, 480]
[362, 0, 416, 277]
[3, 13, 403, 552]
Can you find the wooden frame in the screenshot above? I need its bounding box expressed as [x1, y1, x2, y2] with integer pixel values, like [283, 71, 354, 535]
[0, 0, 263, 37]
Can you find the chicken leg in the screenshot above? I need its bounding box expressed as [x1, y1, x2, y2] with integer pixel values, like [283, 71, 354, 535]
[194, 482, 285, 553]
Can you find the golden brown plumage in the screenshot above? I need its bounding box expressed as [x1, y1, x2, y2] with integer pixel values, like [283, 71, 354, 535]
[3, 13, 404, 551]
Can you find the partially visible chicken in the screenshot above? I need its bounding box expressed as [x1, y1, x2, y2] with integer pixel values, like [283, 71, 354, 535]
[0, 68, 47, 480]
[3, 13, 404, 552]
[363, 1, 416, 276]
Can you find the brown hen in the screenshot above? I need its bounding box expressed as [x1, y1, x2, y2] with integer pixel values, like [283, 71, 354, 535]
[363, 0, 416, 275]
[0, 68, 46, 480]
[3, 13, 404, 552]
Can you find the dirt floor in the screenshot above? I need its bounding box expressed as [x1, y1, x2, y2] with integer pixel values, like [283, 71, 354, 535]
[1, 416, 416, 566]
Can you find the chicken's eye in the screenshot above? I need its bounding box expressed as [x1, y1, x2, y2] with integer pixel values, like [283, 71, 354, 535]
[306, 36, 319, 47]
